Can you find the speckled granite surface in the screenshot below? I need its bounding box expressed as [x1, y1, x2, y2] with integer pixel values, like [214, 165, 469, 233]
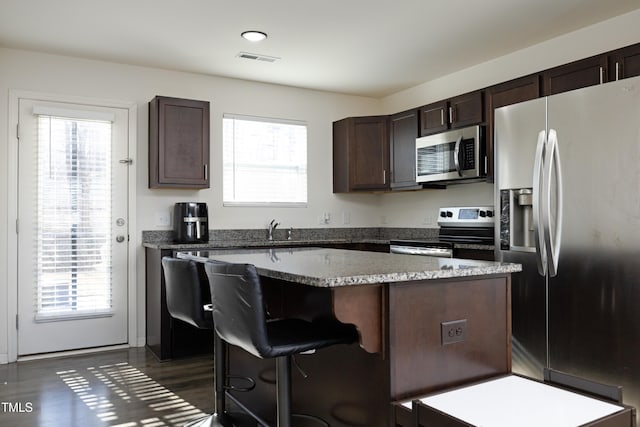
[141, 227, 491, 250]
[178, 247, 519, 287]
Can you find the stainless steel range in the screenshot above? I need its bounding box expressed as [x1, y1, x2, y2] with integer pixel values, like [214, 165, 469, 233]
[436, 206, 494, 244]
[390, 206, 495, 258]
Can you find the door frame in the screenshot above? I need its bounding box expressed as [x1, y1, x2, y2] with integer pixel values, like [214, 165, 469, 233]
[7, 89, 138, 362]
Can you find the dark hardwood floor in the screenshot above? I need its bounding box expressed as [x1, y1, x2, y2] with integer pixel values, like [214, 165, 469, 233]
[0, 347, 216, 427]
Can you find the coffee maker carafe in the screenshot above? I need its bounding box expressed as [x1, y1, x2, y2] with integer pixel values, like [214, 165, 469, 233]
[173, 202, 209, 243]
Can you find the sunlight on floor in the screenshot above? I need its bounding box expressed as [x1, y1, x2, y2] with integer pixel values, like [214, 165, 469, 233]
[57, 362, 207, 426]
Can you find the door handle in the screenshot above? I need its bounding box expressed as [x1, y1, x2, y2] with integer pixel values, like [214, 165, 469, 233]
[542, 129, 563, 277]
[533, 129, 547, 276]
[116, 235, 126, 243]
[454, 136, 463, 177]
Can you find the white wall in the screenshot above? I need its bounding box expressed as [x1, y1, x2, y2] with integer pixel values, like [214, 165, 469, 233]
[0, 48, 382, 359]
[2, 7, 640, 360]
[382, 8, 640, 113]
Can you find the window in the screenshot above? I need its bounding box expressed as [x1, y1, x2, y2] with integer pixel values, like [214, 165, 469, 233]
[223, 114, 307, 206]
[35, 109, 113, 319]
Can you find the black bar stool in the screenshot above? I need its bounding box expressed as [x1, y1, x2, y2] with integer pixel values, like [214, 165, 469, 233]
[162, 257, 255, 427]
[204, 261, 359, 427]
[162, 257, 213, 330]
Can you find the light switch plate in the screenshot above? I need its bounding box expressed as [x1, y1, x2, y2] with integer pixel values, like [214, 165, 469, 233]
[155, 211, 171, 227]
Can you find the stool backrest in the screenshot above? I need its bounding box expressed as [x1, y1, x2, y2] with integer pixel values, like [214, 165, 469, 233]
[204, 262, 270, 359]
[162, 257, 212, 329]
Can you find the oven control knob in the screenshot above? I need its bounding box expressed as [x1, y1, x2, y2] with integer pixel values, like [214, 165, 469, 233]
[486, 210, 494, 218]
[439, 211, 446, 218]
[446, 211, 453, 218]
[479, 210, 487, 217]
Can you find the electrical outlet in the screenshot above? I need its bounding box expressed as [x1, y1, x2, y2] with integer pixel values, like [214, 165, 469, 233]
[343, 211, 351, 225]
[441, 319, 467, 345]
[423, 214, 437, 225]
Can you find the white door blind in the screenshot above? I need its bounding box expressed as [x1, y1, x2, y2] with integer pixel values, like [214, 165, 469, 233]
[34, 113, 113, 321]
[223, 114, 307, 206]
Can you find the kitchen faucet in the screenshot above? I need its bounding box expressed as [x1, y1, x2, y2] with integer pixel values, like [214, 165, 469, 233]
[268, 219, 279, 241]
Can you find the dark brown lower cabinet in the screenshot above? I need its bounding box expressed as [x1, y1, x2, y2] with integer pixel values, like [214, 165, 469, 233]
[453, 247, 494, 261]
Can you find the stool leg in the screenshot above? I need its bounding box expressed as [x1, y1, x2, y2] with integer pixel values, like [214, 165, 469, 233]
[276, 355, 292, 427]
[214, 333, 228, 420]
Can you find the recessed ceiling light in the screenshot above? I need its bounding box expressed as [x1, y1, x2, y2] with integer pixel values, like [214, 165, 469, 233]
[241, 31, 268, 42]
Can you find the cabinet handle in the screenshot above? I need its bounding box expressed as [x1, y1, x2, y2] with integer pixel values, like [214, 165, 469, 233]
[204, 164, 208, 180]
[616, 62, 620, 81]
[599, 67, 604, 84]
[449, 106, 455, 124]
[440, 109, 444, 126]
[383, 169, 386, 185]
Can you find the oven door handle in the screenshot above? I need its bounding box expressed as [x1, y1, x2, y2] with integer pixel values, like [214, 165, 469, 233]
[454, 135, 463, 177]
[390, 245, 453, 258]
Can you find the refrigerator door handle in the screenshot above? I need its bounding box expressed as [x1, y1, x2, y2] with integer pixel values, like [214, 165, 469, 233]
[543, 129, 563, 277]
[533, 129, 548, 276]
[454, 135, 463, 176]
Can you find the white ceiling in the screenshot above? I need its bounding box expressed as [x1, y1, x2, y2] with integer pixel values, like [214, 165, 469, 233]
[1, 0, 639, 98]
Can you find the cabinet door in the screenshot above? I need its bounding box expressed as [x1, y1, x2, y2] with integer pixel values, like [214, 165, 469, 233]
[420, 101, 448, 135]
[390, 109, 420, 189]
[149, 96, 210, 188]
[486, 74, 541, 181]
[332, 118, 350, 193]
[350, 116, 389, 191]
[609, 43, 640, 81]
[543, 55, 608, 96]
[449, 91, 484, 129]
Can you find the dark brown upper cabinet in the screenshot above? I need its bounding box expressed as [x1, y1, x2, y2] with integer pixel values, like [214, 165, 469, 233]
[420, 91, 484, 136]
[608, 43, 640, 81]
[149, 96, 210, 189]
[419, 100, 449, 135]
[486, 74, 541, 182]
[543, 55, 608, 96]
[333, 116, 389, 193]
[390, 109, 421, 190]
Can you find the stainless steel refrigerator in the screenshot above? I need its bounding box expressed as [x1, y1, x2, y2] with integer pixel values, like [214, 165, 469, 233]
[494, 75, 640, 414]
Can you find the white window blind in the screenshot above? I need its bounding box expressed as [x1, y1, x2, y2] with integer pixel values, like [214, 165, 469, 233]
[223, 114, 307, 206]
[35, 112, 113, 321]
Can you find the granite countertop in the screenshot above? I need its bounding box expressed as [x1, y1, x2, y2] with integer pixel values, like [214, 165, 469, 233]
[177, 247, 520, 287]
[142, 238, 378, 250]
[142, 229, 494, 251]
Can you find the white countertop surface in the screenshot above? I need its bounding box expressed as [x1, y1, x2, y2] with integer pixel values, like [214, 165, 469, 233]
[402, 375, 625, 427]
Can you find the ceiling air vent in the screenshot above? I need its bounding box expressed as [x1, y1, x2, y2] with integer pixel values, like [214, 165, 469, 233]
[237, 52, 280, 63]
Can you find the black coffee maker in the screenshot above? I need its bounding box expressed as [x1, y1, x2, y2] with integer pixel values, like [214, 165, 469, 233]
[173, 202, 209, 243]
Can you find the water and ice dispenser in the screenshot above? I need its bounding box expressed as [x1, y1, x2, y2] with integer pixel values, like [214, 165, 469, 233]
[500, 188, 535, 251]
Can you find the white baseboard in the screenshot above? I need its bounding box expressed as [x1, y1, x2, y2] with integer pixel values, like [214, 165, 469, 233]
[0, 353, 8, 364]
[136, 337, 146, 347]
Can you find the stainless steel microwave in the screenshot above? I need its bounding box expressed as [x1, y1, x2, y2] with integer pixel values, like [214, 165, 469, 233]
[416, 125, 485, 183]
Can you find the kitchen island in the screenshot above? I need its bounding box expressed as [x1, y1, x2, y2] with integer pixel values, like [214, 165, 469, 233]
[177, 247, 521, 426]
